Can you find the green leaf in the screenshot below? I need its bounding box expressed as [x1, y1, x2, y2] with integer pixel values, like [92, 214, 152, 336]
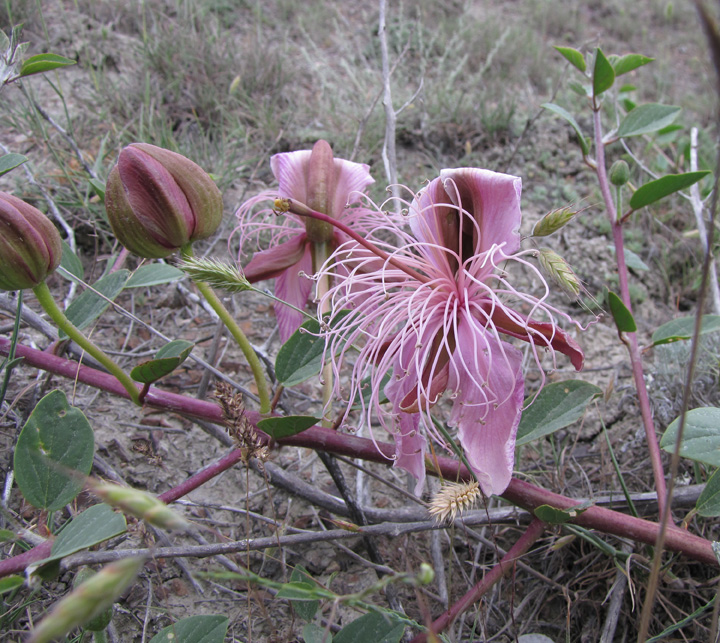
[542, 103, 590, 155]
[607, 291, 636, 333]
[696, 468, 720, 517]
[19, 53, 76, 77]
[88, 178, 106, 200]
[607, 245, 649, 271]
[59, 270, 129, 338]
[303, 623, 332, 643]
[334, 612, 405, 643]
[149, 615, 229, 643]
[516, 381, 602, 446]
[130, 340, 194, 384]
[14, 390, 94, 510]
[553, 46, 586, 72]
[59, 241, 84, 281]
[0, 576, 23, 595]
[617, 104, 681, 138]
[630, 171, 711, 210]
[257, 415, 318, 440]
[37, 504, 127, 564]
[275, 311, 352, 387]
[652, 315, 720, 345]
[660, 407, 720, 466]
[592, 48, 615, 96]
[287, 566, 319, 622]
[612, 53, 654, 76]
[534, 500, 594, 524]
[0, 153, 28, 177]
[125, 264, 185, 288]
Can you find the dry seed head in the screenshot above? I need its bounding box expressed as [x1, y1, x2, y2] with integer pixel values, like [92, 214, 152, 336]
[532, 206, 577, 237]
[428, 481, 481, 523]
[537, 247, 581, 297]
[214, 382, 269, 462]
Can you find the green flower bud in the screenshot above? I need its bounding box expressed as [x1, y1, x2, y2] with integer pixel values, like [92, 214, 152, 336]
[0, 192, 62, 291]
[28, 557, 143, 643]
[105, 143, 223, 258]
[609, 159, 630, 186]
[416, 563, 435, 585]
[305, 139, 337, 243]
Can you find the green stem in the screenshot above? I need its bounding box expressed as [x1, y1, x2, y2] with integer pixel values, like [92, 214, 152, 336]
[181, 246, 271, 415]
[312, 241, 334, 428]
[32, 281, 141, 405]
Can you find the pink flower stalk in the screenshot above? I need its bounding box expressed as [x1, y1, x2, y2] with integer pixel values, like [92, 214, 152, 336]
[235, 141, 375, 342]
[319, 169, 585, 497]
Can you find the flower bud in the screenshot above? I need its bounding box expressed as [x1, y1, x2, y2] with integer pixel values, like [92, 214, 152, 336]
[304, 139, 337, 243]
[609, 159, 630, 186]
[105, 143, 223, 258]
[0, 192, 62, 291]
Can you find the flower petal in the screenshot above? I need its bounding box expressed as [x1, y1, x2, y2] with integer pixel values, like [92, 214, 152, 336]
[271, 151, 312, 203]
[274, 242, 314, 342]
[330, 158, 374, 213]
[242, 234, 308, 282]
[440, 168, 522, 257]
[489, 305, 584, 370]
[448, 316, 524, 496]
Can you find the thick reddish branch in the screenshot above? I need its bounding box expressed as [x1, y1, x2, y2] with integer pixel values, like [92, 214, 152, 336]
[0, 337, 716, 579]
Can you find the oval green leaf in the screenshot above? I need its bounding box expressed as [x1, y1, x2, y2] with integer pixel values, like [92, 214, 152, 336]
[59, 270, 129, 338]
[303, 624, 331, 643]
[534, 501, 593, 524]
[516, 380, 602, 446]
[607, 290, 637, 333]
[149, 615, 229, 643]
[0, 153, 28, 177]
[652, 315, 720, 345]
[542, 103, 590, 155]
[554, 46, 586, 72]
[612, 53, 654, 76]
[334, 612, 405, 643]
[593, 48, 615, 96]
[288, 566, 319, 621]
[131, 340, 194, 384]
[59, 241, 84, 281]
[696, 468, 720, 517]
[14, 390, 94, 510]
[660, 407, 720, 466]
[617, 104, 681, 138]
[257, 415, 319, 440]
[125, 264, 185, 288]
[629, 171, 711, 210]
[20, 53, 76, 77]
[41, 504, 127, 563]
[0, 576, 23, 595]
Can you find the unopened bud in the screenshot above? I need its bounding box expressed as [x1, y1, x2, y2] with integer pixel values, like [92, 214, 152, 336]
[92, 483, 189, 531]
[537, 248, 581, 297]
[416, 563, 435, 585]
[305, 140, 337, 243]
[28, 557, 143, 643]
[0, 192, 62, 290]
[609, 160, 630, 186]
[105, 143, 223, 258]
[532, 206, 577, 237]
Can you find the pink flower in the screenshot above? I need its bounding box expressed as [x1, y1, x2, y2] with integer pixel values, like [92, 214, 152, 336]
[320, 169, 585, 497]
[235, 141, 375, 342]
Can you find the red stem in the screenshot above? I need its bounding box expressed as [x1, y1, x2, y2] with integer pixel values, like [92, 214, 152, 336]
[411, 518, 546, 642]
[0, 337, 715, 580]
[592, 108, 668, 516]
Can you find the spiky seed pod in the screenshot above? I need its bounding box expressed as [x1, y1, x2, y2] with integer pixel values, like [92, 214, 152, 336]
[178, 257, 251, 293]
[0, 192, 62, 291]
[28, 557, 144, 643]
[537, 247, 581, 297]
[532, 206, 577, 237]
[105, 143, 223, 258]
[427, 481, 481, 523]
[92, 482, 189, 531]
